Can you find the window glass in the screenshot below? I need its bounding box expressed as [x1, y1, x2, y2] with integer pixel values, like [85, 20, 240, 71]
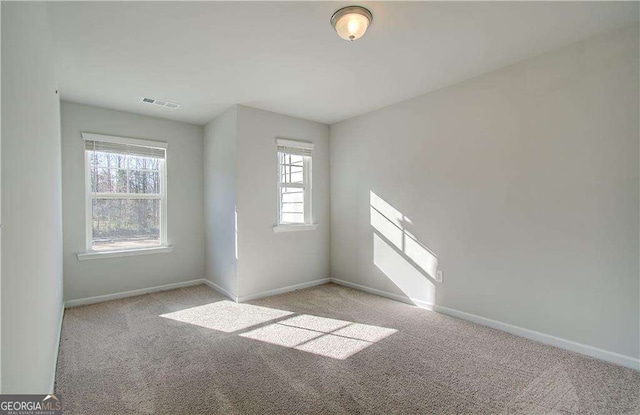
[85, 138, 166, 251]
[277, 143, 312, 226]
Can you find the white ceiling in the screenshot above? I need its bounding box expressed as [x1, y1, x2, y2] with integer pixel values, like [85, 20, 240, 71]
[48, 1, 639, 125]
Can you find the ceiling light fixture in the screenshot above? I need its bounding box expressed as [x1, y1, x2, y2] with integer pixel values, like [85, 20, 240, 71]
[330, 6, 372, 42]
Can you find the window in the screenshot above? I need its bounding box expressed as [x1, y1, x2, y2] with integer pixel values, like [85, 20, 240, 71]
[82, 133, 168, 253]
[276, 139, 314, 229]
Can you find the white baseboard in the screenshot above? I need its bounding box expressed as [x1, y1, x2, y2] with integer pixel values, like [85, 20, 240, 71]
[432, 304, 639, 370]
[329, 278, 639, 371]
[201, 279, 237, 302]
[237, 278, 331, 302]
[329, 278, 432, 308]
[51, 304, 65, 393]
[64, 279, 207, 308]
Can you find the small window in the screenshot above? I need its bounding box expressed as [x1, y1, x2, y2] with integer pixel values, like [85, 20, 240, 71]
[83, 133, 168, 252]
[277, 139, 313, 226]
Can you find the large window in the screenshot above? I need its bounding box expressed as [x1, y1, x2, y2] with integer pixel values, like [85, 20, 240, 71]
[276, 139, 313, 227]
[83, 133, 167, 252]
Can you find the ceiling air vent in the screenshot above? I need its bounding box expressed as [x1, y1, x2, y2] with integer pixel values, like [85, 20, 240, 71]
[140, 97, 181, 109]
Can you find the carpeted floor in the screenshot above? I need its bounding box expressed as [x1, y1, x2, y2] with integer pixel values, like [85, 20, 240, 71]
[55, 283, 640, 414]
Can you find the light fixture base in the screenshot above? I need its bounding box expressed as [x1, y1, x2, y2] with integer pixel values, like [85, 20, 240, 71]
[330, 6, 373, 41]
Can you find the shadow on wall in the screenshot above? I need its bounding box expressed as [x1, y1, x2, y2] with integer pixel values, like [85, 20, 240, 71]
[370, 191, 438, 306]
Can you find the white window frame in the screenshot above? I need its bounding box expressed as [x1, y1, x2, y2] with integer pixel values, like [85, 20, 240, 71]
[274, 138, 317, 232]
[78, 133, 170, 260]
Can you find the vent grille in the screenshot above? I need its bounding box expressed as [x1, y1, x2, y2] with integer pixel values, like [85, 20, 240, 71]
[140, 97, 181, 109]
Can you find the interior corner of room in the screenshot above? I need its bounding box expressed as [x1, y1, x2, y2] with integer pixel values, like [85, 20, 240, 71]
[1, 1, 638, 413]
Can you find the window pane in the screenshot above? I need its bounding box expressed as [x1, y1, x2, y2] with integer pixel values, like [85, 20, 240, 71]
[128, 170, 161, 194]
[279, 164, 304, 184]
[277, 149, 310, 225]
[91, 151, 126, 169]
[279, 153, 303, 165]
[280, 187, 304, 224]
[93, 168, 127, 193]
[128, 155, 160, 171]
[289, 154, 304, 165]
[89, 151, 161, 195]
[281, 212, 304, 224]
[92, 198, 161, 251]
[289, 169, 304, 184]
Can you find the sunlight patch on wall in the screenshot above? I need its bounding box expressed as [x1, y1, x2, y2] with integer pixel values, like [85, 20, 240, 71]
[370, 191, 438, 279]
[374, 233, 436, 305]
[371, 205, 403, 249]
[235, 206, 238, 260]
[404, 230, 438, 278]
[370, 191, 404, 228]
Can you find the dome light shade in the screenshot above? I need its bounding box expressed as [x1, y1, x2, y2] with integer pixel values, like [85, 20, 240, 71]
[331, 6, 373, 41]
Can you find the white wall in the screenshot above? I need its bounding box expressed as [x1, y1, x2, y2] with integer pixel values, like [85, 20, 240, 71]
[1, 2, 4, 392]
[330, 26, 639, 360]
[236, 106, 330, 299]
[1, 2, 63, 393]
[61, 102, 205, 301]
[204, 106, 238, 298]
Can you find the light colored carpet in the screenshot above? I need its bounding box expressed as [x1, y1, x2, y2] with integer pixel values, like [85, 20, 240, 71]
[55, 283, 640, 414]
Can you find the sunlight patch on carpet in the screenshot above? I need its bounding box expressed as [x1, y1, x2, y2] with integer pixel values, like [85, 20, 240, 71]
[162, 302, 397, 359]
[240, 315, 397, 360]
[160, 301, 293, 333]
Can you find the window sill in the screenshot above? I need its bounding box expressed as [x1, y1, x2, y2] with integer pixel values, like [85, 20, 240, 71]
[77, 245, 173, 261]
[273, 224, 318, 233]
